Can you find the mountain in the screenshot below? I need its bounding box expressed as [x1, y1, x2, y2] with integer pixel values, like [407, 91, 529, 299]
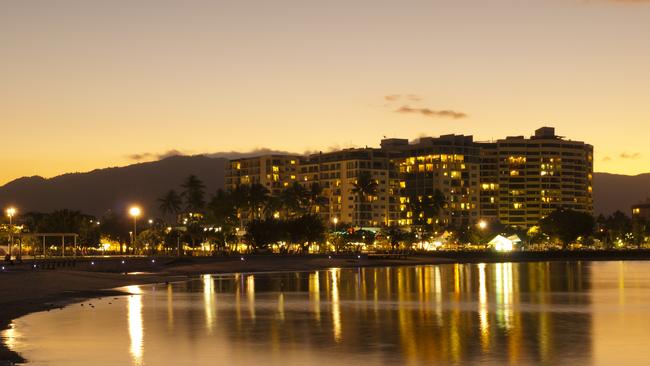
[0, 155, 227, 217]
[593, 172, 650, 216]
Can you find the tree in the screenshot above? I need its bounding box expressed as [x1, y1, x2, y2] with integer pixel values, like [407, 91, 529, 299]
[408, 189, 446, 234]
[248, 183, 270, 220]
[351, 171, 378, 227]
[231, 184, 251, 228]
[539, 209, 595, 249]
[286, 214, 326, 253]
[181, 174, 206, 213]
[306, 183, 328, 214]
[245, 218, 283, 251]
[279, 182, 307, 218]
[158, 190, 182, 223]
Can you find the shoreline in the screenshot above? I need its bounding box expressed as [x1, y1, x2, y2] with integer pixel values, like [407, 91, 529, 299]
[3, 251, 650, 364]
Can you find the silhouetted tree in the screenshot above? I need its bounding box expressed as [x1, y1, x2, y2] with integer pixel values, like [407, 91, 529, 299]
[351, 171, 378, 226]
[158, 190, 182, 223]
[181, 174, 206, 213]
[539, 209, 595, 249]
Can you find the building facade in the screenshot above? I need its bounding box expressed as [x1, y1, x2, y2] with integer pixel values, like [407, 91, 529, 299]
[224, 127, 593, 229]
[632, 199, 650, 221]
[480, 127, 593, 228]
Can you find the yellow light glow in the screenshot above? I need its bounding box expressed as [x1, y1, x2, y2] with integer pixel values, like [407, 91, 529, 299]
[129, 206, 142, 217]
[5, 207, 16, 217]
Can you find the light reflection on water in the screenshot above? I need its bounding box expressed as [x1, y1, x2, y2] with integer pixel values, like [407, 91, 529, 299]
[6, 261, 650, 365]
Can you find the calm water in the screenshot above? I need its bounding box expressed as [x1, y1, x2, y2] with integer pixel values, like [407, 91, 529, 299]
[5, 261, 650, 365]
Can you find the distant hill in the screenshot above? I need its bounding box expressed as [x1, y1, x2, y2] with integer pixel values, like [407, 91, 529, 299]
[593, 172, 650, 216]
[0, 155, 227, 217]
[0, 157, 646, 218]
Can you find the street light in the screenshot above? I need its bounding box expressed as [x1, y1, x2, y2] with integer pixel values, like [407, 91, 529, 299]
[478, 220, 488, 230]
[129, 206, 141, 255]
[5, 207, 16, 259]
[332, 217, 339, 231]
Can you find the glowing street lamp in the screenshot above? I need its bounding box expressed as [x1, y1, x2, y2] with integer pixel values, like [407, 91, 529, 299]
[332, 217, 339, 231]
[5, 207, 16, 258]
[478, 220, 488, 230]
[129, 206, 142, 254]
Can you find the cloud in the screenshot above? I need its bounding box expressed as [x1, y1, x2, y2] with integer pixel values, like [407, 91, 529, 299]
[128, 149, 185, 161]
[619, 152, 641, 159]
[601, 156, 612, 162]
[395, 105, 468, 119]
[384, 94, 401, 101]
[206, 148, 299, 159]
[384, 94, 422, 102]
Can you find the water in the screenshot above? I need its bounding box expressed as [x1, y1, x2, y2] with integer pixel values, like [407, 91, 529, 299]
[5, 261, 650, 365]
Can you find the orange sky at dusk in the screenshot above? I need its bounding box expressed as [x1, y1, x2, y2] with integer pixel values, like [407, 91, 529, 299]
[1, 0, 649, 185]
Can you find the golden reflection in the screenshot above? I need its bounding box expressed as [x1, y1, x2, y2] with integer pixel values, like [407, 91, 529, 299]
[330, 268, 342, 342]
[166, 283, 174, 330]
[495, 262, 513, 330]
[309, 272, 321, 321]
[277, 293, 285, 321]
[2, 323, 18, 351]
[126, 285, 144, 366]
[203, 274, 216, 331]
[478, 263, 490, 351]
[246, 275, 256, 320]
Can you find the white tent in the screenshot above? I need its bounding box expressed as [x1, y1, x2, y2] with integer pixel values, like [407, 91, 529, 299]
[488, 234, 521, 252]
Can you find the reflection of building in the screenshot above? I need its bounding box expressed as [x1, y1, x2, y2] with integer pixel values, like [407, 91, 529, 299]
[631, 198, 650, 221]
[224, 127, 593, 229]
[189, 263, 593, 365]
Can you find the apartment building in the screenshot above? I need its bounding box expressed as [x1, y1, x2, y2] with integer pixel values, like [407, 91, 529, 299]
[481, 127, 593, 227]
[298, 148, 400, 227]
[380, 135, 482, 228]
[225, 154, 301, 196]
[632, 198, 650, 221]
[224, 127, 593, 229]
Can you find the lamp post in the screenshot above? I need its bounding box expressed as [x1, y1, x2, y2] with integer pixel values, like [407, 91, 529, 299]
[332, 217, 339, 231]
[5, 207, 16, 259]
[129, 206, 141, 255]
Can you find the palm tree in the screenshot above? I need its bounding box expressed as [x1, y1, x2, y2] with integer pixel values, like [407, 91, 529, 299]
[158, 190, 182, 223]
[231, 184, 251, 229]
[248, 183, 270, 220]
[351, 171, 378, 227]
[279, 182, 308, 218]
[181, 174, 206, 213]
[306, 182, 328, 214]
[408, 189, 446, 235]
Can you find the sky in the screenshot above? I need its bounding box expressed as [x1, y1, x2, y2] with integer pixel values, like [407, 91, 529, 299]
[1, 0, 649, 185]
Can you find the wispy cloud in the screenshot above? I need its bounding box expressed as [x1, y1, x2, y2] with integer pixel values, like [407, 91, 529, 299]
[619, 152, 641, 159]
[601, 156, 612, 162]
[384, 94, 422, 102]
[206, 148, 299, 159]
[128, 149, 185, 161]
[395, 105, 468, 119]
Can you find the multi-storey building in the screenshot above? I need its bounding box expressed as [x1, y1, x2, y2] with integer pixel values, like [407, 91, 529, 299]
[224, 127, 593, 230]
[380, 135, 482, 228]
[482, 127, 593, 228]
[298, 148, 400, 227]
[225, 154, 301, 196]
[632, 198, 650, 221]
